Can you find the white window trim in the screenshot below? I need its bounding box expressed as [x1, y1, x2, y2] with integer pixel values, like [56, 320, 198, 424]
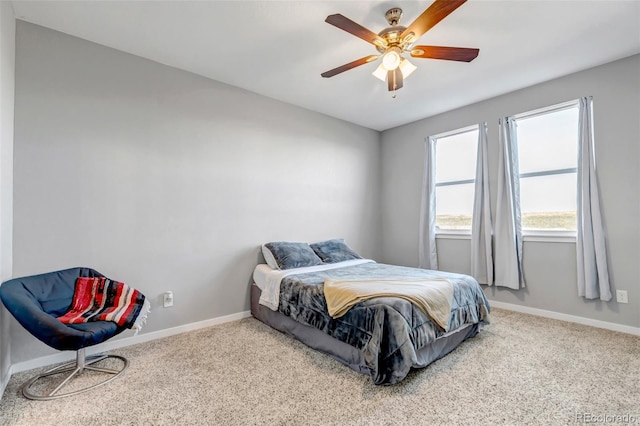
[523, 230, 576, 243]
[431, 123, 479, 140]
[512, 99, 579, 120]
[436, 230, 575, 243]
[435, 230, 472, 240]
[516, 99, 579, 237]
[432, 124, 479, 237]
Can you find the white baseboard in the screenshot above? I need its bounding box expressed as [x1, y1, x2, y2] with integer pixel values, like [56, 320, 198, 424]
[10, 310, 252, 374]
[490, 301, 640, 336]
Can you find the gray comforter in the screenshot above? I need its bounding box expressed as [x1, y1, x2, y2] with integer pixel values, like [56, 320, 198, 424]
[278, 262, 490, 385]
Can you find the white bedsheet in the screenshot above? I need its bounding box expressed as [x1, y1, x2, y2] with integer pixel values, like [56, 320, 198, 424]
[253, 259, 375, 311]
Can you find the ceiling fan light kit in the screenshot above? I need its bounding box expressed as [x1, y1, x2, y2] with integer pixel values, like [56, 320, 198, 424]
[321, 0, 479, 97]
[382, 47, 402, 70]
[373, 58, 416, 82]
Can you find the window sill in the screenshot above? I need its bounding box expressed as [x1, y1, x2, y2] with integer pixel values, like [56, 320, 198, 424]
[523, 231, 576, 243]
[435, 230, 576, 243]
[435, 230, 471, 240]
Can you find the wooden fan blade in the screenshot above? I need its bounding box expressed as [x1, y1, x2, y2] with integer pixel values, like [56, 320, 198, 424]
[410, 46, 479, 62]
[325, 14, 388, 49]
[321, 55, 379, 78]
[401, 0, 467, 42]
[387, 68, 403, 91]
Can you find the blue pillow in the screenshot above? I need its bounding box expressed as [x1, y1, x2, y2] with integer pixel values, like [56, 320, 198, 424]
[262, 242, 324, 270]
[310, 239, 362, 264]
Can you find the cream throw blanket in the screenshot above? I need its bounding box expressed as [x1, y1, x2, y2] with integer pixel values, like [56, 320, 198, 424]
[324, 278, 454, 331]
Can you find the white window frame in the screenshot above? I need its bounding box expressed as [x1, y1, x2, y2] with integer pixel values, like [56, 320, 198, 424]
[513, 99, 579, 242]
[432, 124, 479, 236]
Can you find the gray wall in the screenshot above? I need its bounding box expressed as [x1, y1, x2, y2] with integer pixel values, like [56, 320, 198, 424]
[381, 54, 640, 328]
[11, 22, 381, 363]
[0, 0, 15, 395]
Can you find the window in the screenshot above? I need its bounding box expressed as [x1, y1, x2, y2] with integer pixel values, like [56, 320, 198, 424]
[433, 125, 479, 231]
[514, 101, 579, 232]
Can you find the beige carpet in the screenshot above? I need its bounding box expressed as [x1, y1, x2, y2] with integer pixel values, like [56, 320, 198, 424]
[0, 308, 638, 425]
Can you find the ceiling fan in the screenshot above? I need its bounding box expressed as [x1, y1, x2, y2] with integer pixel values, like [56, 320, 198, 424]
[321, 0, 479, 96]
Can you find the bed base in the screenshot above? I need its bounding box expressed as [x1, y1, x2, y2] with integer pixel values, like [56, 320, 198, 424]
[250, 284, 478, 382]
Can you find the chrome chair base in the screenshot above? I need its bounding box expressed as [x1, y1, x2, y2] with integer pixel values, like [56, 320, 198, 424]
[22, 348, 129, 400]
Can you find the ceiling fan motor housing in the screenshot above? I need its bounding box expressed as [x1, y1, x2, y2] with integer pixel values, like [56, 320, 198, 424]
[377, 8, 408, 54]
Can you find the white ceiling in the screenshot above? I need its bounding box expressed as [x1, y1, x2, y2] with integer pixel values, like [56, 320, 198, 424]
[11, 0, 640, 131]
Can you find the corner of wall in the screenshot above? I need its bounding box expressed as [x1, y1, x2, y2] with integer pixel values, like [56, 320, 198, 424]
[0, 0, 16, 401]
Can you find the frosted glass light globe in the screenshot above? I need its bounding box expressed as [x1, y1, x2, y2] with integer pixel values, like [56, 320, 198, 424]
[382, 48, 401, 70]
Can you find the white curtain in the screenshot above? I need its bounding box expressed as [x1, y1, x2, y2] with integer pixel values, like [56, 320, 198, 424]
[576, 97, 612, 301]
[418, 136, 438, 270]
[494, 117, 525, 289]
[470, 123, 493, 285]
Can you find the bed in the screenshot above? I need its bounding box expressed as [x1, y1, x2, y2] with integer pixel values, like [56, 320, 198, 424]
[251, 240, 490, 385]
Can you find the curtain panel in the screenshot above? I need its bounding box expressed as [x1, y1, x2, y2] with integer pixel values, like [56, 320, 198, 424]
[470, 123, 493, 285]
[494, 117, 525, 289]
[419, 137, 438, 270]
[576, 97, 612, 301]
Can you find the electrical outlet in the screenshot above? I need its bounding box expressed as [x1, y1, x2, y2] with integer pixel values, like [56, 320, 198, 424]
[616, 290, 628, 304]
[163, 291, 174, 308]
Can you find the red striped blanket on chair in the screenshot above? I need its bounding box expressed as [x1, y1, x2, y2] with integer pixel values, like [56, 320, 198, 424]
[58, 277, 150, 332]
